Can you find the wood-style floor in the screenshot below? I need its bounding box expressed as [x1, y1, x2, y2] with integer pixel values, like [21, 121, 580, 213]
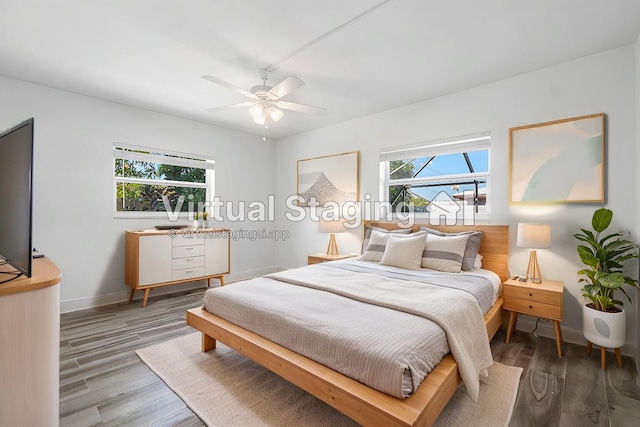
[60, 288, 640, 426]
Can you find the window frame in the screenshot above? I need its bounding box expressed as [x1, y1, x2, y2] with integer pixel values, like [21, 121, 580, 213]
[113, 143, 215, 219]
[380, 133, 491, 221]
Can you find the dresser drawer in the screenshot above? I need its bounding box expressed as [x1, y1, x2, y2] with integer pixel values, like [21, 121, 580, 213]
[173, 245, 205, 259]
[503, 285, 561, 306]
[172, 236, 205, 247]
[504, 297, 562, 320]
[172, 256, 205, 270]
[172, 266, 205, 281]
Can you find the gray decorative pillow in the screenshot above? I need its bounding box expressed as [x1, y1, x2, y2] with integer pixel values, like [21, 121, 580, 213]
[421, 233, 469, 273]
[361, 225, 412, 255]
[360, 229, 426, 263]
[419, 227, 483, 271]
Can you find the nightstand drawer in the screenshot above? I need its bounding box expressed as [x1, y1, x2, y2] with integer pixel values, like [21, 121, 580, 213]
[504, 298, 562, 320]
[503, 285, 562, 306]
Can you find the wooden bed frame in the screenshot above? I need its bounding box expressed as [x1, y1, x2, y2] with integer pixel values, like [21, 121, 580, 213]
[186, 222, 509, 427]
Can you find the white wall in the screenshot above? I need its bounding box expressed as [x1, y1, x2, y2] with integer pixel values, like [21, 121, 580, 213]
[0, 76, 276, 311]
[274, 46, 638, 350]
[635, 33, 640, 375]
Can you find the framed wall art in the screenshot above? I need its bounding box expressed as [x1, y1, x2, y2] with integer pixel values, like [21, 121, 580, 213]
[509, 113, 605, 204]
[296, 151, 359, 207]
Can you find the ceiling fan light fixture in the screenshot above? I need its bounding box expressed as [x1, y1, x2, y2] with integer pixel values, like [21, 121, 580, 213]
[249, 103, 264, 119]
[268, 106, 283, 122]
[252, 111, 266, 125]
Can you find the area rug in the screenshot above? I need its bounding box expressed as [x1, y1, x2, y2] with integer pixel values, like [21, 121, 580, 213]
[137, 333, 522, 426]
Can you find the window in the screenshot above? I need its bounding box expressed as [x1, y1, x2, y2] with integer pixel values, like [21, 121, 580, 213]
[113, 144, 214, 218]
[380, 133, 490, 220]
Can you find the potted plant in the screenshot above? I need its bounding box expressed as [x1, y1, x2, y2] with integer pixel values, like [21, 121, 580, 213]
[574, 208, 639, 349]
[193, 211, 200, 228]
[202, 210, 209, 228]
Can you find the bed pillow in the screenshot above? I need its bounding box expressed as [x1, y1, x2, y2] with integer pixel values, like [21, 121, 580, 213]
[360, 229, 426, 263]
[421, 233, 469, 273]
[380, 234, 427, 270]
[361, 225, 412, 255]
[474, 254, 483, 269]
[419, 227, 483, 271]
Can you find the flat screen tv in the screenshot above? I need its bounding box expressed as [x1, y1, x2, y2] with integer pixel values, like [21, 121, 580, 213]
[0, 117, 34, 279]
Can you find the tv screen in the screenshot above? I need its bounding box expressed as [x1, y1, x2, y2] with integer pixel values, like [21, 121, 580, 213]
[0, 118, 34, 278]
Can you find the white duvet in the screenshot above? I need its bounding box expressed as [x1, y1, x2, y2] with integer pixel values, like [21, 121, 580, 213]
[203, 261, 495, 401]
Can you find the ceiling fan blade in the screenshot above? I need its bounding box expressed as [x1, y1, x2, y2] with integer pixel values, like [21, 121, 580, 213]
[202, 75, 258, 100]
[277, 100, 327, 116]
[268, 76, 305, 99]
[206, 101, 255, 113]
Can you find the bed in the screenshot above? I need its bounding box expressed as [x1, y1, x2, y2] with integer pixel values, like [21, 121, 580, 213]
[186, 222, 509, 427]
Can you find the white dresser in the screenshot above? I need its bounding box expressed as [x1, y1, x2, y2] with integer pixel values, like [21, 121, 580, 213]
[125, 228, 230, 307]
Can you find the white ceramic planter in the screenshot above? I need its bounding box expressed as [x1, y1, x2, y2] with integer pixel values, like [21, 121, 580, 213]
[582, 303, 625, 348]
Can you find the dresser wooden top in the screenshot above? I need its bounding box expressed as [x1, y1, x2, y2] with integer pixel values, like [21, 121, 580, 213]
[126, 228, 230, 236]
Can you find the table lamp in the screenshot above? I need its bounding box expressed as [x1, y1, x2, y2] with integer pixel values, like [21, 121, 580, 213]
[517, 223, 551, 284]
[318, 219, 345, 256]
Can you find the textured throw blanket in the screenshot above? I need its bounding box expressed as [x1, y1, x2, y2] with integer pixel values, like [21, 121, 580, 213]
[266, 264, 494, 402]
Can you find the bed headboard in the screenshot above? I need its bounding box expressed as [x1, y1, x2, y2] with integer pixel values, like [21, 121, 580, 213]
[363, 221, 510, 283]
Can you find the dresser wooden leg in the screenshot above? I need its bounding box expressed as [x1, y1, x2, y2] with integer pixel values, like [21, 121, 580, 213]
[128, 288, 135, 302]
[142, 288, 150, 308]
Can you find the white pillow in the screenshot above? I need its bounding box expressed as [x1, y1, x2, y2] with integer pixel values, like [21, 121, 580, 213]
[360, 229, 426, 263]
[380, 234, 427, 270]
[421, 233, 469, 273]
[474, 254, 483, 269]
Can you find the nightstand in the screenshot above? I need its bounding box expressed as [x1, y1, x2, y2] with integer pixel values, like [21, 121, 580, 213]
[308, 253, 356, 265]
[503, 278, 564, 357]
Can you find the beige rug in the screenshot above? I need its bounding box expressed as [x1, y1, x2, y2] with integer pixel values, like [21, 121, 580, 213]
[137, 333, 522, 427]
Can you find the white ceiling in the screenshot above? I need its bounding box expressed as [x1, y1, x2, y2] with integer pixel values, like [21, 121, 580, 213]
[1, 1, 639, 140]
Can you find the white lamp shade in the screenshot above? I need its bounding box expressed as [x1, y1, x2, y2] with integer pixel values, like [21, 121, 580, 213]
[249, 103, 264, 119]
[268, 106, 283, 122]
[517, 223, 551, 248]
[318, 219, 345, 234]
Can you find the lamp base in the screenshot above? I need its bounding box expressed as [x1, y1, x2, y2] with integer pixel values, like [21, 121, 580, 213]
[326, 234, 339, 256]
[526, 249, 542, 283]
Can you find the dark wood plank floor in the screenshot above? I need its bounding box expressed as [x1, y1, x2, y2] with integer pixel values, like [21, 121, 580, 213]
[60, 289, 640, 426]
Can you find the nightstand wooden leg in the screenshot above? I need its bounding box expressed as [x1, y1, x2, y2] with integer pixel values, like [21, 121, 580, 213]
[615, 348, 622, 368]
[506, 312, 517, 344]
[601, 347, 607, 371]
[553, 321, 562, 357]
[128, 288, 135, 302]
[586, 341, 592, 356]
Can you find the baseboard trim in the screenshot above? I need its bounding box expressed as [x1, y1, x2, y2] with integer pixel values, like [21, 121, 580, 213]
[60, 266, 283, 313]
[514, 317, 635, 357]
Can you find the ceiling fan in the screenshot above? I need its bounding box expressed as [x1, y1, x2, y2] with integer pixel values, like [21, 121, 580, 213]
[202, 69, 327, 125]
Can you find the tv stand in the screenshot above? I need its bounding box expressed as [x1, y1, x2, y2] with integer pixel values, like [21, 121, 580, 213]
[0, 256, 61, 425]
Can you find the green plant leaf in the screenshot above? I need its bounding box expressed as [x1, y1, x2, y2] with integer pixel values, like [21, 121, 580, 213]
[592, 208, 612, 233]
[577, 245, 599, 267]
